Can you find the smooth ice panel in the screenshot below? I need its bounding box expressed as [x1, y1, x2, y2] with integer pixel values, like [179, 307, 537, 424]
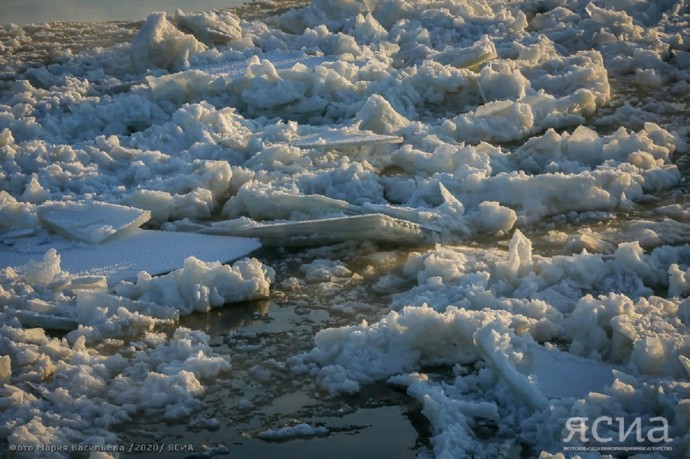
[0, 229, 261, 284]
[521, 345, 617, 399]
[204, 214, 437, 246]
[290, 130, 403, 149]
[37, 201, 151, 244]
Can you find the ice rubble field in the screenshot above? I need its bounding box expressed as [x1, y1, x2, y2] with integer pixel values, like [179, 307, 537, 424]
[1, 0, 690, 457]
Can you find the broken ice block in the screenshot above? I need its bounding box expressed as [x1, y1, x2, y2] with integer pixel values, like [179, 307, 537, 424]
[145, 51, 334, 99]
[37, 201, 151, 244]
[224, 187, 362, 220]
[203, 214, 437, 247]
[76, 291, 179, 323]
[14, 311, 79, 331]
[289, 129, 403, 149]
[475, 327, 617, 408]
[474, 327, 549, 410]
[197, 51, 332, 77]
[12, 290, 180, 332]
[434, 36, 497, 69]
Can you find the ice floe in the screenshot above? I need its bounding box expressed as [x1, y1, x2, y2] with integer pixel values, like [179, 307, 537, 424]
[289, 129, 403, 149]
[1, 229, 261, 284]
[202, 214, 438, 246]
[256, 423, 329, 441]
[37, 201, 151, 244]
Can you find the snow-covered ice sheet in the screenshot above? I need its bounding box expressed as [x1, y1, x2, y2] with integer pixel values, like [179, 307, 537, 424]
[0, 229, 261, 284]
[37, 201, 151, 244]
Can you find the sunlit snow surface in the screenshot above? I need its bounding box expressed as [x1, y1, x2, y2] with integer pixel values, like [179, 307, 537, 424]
[1, 0, 690, 457]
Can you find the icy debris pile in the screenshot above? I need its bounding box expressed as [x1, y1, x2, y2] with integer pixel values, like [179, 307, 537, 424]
[0, 325, 229, 450]
[0, 243, 273, 453]
[1, 0, 685, 243]
[292, 230, 690, 457]
[1, 244, 273, 335]
[115, 256, 275, 315]
[0, 202, 270, 453]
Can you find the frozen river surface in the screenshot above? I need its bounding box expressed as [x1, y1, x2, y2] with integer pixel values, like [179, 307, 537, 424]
[0, 0, 248, 25]
[1, 0, 689, 458]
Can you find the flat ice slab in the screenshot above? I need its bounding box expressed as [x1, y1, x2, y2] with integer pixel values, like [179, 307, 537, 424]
[203, 214, 437, 247]
[289, 129, 403, 149]
[37, 201, 151, 244]
[0, 229, 261, 284]
[519, 345, 617, 400]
